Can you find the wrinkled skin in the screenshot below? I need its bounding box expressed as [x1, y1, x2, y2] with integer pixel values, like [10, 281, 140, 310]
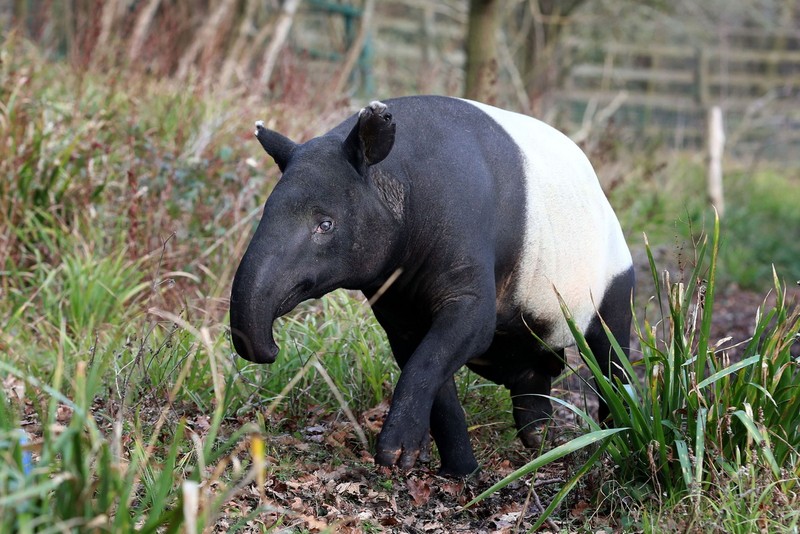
[230, 98, 633, 476]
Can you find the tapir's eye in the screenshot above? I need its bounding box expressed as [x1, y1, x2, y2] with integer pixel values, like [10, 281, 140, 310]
[315, 220, 334, 234]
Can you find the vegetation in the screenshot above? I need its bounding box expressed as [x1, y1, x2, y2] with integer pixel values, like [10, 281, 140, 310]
[470, 215, 800, 530]
[1, 31, 799, 532]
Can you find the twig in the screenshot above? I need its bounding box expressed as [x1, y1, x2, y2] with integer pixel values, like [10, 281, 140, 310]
[332, 0, 376, 96]
[497, 24, 531, 115]
[92, 0, 120, 68]
[311, 358, 369, 449]
[176, 0, 238, 80]
[265, 357, 316, 416]
[572, 90, 628, 145]
[534, 477, 566, 487]
[128, 0, 163, 62]
[219, 0, 261, 88]
[530, 485, 559, 532]
[260, 0, 302, 87]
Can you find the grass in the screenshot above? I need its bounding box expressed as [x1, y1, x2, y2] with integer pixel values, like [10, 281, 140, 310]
[606, 152, 800, 291]
[469, 213, 800, 529]
[2, 33, 800, 530]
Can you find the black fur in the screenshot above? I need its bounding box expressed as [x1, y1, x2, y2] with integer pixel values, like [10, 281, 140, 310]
[230, 96, 633, 476]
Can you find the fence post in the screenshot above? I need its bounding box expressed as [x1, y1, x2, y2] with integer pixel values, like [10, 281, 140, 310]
[707, 105, 725, 217]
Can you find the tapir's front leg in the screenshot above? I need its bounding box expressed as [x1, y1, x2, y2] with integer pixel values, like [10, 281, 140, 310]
[374, 295, 495, 472]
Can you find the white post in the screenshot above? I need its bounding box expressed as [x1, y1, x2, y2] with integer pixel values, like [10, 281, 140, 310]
[707, 106, 725, 217]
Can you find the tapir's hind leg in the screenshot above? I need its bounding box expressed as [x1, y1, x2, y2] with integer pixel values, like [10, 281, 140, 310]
[467, 345, 564, 450]
[584, 267, 635, 422]
[508, 356, 561, 449]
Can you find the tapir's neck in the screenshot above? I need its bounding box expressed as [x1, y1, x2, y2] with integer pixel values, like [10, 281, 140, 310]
[368, 168, 405, 222]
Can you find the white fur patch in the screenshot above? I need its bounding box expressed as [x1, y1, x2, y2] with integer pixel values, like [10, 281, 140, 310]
[463, 99, 632, 347]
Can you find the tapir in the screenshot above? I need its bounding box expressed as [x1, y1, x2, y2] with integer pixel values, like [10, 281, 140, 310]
[229, 96, 634, 476]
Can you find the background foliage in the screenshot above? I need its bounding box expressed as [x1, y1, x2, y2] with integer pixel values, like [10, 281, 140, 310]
[1, 1, 799, 531]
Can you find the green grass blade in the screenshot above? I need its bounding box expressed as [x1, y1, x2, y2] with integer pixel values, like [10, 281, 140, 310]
[530, 437, 613, 531]
[696, 355, 760, 389]
[675, 439, 693, 494]
[138, 421, 187, 533]
[732, 409, 781, 478]
[693, 407, 706, 495]
[463, 428, 627, 509]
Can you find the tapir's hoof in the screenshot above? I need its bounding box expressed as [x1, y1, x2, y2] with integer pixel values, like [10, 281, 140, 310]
[437, 461, 480, 478]
[519, 423, 548, 450]
[374, 447, 402, 468]
[418, 433, 432, 464]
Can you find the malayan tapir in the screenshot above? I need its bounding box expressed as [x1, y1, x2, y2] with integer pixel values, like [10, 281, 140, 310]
[229, 96, 634, 476]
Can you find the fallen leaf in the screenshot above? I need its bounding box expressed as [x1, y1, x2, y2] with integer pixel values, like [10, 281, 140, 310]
[303, 424, 326, 443]
[191, 415, 211, 433]
[380, 515, 400, 527]
[361, 401, 390, 434]
[571, 499, 590, 517]
[314, 465, 348, 482]
[335, 481, 362, 496]
[406, 476, 431, 507]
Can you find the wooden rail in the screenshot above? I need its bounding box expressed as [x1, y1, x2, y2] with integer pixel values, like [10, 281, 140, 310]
[556, 34, 800, 162]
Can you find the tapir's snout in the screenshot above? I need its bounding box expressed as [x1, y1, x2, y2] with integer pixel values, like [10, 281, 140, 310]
[230, 322, 279, 364]
[229, 240, 316, 365]
[229, 250, 284, 365]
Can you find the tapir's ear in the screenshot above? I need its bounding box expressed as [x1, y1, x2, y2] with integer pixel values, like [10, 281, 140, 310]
[343, 100, 396, 175]
[254, 121, 296, 173]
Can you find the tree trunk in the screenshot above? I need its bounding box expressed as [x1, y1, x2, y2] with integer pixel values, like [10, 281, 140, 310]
[464, 0, 500, 103]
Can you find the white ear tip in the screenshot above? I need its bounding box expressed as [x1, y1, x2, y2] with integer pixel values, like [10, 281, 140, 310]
[359, 100, 387, 117]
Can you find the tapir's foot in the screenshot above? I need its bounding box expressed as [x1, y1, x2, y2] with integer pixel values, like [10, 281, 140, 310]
[417, 432, 432, 464]
[518, 421, 548, 450]
[508, 370, 554, 450]
[374, 423, 430, 471]
[374, 441, 477, 478]
[438, 457, 480, 478]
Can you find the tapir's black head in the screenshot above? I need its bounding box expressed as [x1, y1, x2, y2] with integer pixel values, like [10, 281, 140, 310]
[230, 102, 400, 363]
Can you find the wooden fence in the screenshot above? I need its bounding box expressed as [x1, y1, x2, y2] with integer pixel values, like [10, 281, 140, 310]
[293, 4, 799, 164]
[289, 0, 467, 97]
[554, 30, 800, 163]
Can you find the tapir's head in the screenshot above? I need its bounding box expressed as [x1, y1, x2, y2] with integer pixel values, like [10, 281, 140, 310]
[230, 102, 401, 363]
